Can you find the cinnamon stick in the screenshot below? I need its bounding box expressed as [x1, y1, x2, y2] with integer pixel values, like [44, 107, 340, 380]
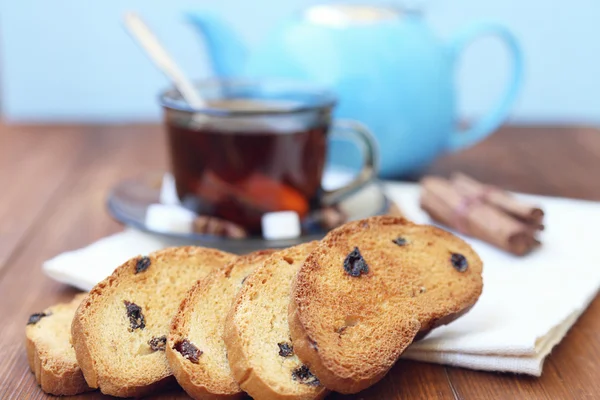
[451, 173, 544, 226]
[420, 177, 540, 256]
[193, 215, 248, 238]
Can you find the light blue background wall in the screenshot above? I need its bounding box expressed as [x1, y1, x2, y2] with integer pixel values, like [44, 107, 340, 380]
[1, 0, 599, 123]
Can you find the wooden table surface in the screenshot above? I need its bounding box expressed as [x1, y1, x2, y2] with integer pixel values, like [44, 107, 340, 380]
[1, 123, 600, 399]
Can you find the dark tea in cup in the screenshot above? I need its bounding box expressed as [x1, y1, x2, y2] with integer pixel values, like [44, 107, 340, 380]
[161, 81, 377, 235]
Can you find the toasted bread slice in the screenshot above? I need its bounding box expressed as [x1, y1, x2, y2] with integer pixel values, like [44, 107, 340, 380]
[71, 246, 236, 398]
[25, 293, 91, 396]
[289, 216, 483, 393]
[167, 249, 276, 400]
[223, 243, 328, 400]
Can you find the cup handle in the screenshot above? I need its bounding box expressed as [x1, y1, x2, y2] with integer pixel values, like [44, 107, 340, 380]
[321, 120, 379, 205]
[446, 22, 524, 152]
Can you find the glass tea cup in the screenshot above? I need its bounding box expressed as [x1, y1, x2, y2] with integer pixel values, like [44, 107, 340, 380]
[160, 79, 378, 235]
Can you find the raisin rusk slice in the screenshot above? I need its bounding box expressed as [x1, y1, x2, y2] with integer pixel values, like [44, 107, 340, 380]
[290, 216, 483, 394]
[26, 294, 91, 396]
[71, 247, 237, 398]
[166, 250, 276, 400]
[223, 242, 328, 399]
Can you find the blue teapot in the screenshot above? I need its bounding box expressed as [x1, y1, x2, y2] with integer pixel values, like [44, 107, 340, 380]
[188, 4, 523, 178]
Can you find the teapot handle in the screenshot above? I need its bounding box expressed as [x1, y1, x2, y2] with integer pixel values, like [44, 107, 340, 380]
[446, 22, 524, 152]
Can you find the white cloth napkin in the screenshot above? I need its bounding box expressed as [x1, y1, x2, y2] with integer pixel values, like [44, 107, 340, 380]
[42, 183, 600, 376]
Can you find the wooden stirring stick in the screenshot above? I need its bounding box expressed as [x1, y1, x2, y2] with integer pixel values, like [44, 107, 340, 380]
[123, 12, 207, 108]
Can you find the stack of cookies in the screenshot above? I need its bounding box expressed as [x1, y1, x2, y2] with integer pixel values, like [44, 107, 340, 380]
[25, 216, 483, 399]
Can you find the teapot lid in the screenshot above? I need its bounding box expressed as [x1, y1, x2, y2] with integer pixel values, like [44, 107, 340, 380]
[303, 4, 403, 27]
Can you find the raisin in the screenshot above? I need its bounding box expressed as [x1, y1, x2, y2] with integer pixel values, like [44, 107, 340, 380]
[278, 342, 293, 357]
[292, 365, 320, 386]
[148, 335, 167, 351]
[135, 256, 151, 274]
[343, 247, 369, 277]
[393, 237, 407, 246]
[173, 339, 202, 364]
[27, 312, 50, 325]
[451, 253, 468, 272]
[124, 301, 145, 330]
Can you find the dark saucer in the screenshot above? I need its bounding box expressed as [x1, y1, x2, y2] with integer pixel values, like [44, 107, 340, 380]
[107, 169, 392, 253]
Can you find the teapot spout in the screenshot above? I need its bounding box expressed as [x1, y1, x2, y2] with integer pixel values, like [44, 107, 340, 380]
[186, 12, 247, 78]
